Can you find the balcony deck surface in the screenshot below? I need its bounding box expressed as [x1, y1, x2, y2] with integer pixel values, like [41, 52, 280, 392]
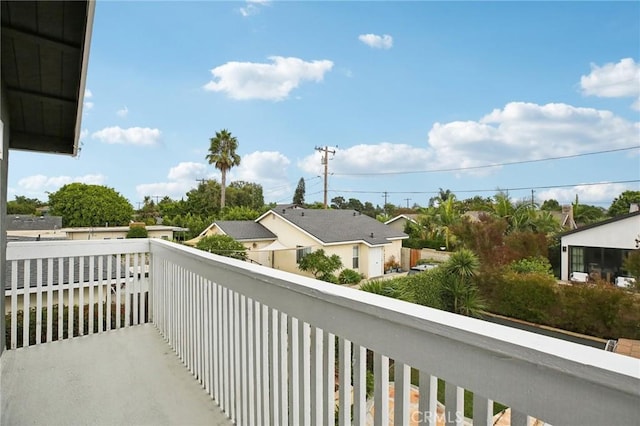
[1, 324, 231, 426]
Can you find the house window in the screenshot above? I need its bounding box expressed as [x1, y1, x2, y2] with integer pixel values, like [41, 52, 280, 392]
[296, 245, 311, 263]
[570, 246, 585, 273]
[352, 246, 359, 269]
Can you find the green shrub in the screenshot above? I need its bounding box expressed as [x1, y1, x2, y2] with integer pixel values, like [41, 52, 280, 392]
[489, 271, 557, 323]
[338, 269, 364, 285]
[359, 278, 405, 299]
[401, 268, 445, 310]
[319, 273, 339, 284]
[126, 225, 148, 238]
[507, 256, 554, 277]
[196, 235, 247, 260]
[554, 284, 639, 339]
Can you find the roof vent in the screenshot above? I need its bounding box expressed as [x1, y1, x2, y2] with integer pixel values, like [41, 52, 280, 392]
[282, 209, 286, 214]
[370, 232, 374, 238]
[301, 212, 305, 217]
[353, 212, 356, 216]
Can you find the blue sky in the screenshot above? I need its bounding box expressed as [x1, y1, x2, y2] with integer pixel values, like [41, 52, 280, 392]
[9, 0, 640, 209]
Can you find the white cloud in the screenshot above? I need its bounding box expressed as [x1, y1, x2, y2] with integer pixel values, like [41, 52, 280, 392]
[91, 126, 161, 146]
[17, 174, 106, 194]
[358, 33, 393, 49]
[83, 89, 94, 111]
[580, 58, 640, 109]
[116, 106, 129, 118]
[232, 151, 291, 201]
[203, 56, 334, 101]
[167, 162, 208, 181]
[427, 102, 639, 173]
[298, 143, 433, 176]
[239, 0, 270, 16]
[137, 162, 212, 200]
[537, 182, 636, 205]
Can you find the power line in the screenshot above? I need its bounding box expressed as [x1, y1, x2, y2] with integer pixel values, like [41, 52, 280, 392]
[331, 146, 640, 177]
[327, 179, 640, 196]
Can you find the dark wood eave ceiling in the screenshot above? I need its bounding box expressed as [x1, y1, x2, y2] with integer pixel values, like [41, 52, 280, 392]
[1, 1, 94, 156]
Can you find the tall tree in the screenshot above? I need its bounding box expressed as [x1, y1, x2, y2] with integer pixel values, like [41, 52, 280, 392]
[293, 178, 306, 205]
[206, 129, 241, 208]
[48, 183, 134, 227]
[608, 190, 640, 217]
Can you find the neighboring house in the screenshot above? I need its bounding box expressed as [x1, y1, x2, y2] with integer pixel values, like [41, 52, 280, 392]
[65, 225, 188, 241]
[201, 206, 408, 279]
[187, 220, 277, 267]
[8, 215, 62, 231]
[384, 214, 418, 233]
[560, 210, 640, 282]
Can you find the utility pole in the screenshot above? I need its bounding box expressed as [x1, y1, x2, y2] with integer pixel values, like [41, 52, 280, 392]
[382, 191, 389, 206]
[404, 198, 411, 209]
[196, 178, 208, 186]
[531, 189, 535, 207]
[315, 146, 336, 209]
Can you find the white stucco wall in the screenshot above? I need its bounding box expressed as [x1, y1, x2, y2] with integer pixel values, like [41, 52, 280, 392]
[560, 214, 640, 280]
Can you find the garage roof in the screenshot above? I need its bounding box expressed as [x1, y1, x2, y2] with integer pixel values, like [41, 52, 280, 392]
[1, 1, 94, 155]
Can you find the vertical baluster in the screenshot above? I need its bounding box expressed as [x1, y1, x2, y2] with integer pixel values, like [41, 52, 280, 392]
[223, 287, 230, 417]
[35, 259, 43, 344]
[323, 331, 336, 426]
[310, 326, 324, 426]
[279, 312, 289, 426]
[338, 338, 351, 426]
[418, 371, 438, 425]
[23, 260, 31, 346]
[114, 253, 124, 328]
[247, 297, 256, 426]
[10, 261, 17, 349]
[374, 353, 390, 425]
[288, 316, 299, 426]
[353, 344, 367, 426]
[58, 257, 65, 338]
[300, 321, 311, 426]
[269, 308, 280, 426]
[444, 382, 464, 426]
[88, 256, 94, 335]
[511, 410, 529, 426]
[260, 302, 270, 426]
[78, 256, 84, 336]
[394, 362, 411, 426]
[68, 257, 74, 338]
[233, 291, 241, 424]
[46, 258, 54, 342]
[98, 256, 104, 333]
[106, 255, 112, 330]
[133, 252, 139, 325]
[472, 394, 493, 426]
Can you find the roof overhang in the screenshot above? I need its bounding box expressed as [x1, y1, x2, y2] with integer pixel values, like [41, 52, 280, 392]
[1, 1, 95, 156]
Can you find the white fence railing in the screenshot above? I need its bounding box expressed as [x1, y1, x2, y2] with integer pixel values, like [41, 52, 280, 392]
[149, 239, 640, 426]
[6, 239, 150, 348]
[4, 239, 639, 425]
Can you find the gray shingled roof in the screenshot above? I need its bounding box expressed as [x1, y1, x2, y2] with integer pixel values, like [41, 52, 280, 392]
[271, 208, 408, 245]
[8, 215, 62, 231]
[214, 221, 276, 241]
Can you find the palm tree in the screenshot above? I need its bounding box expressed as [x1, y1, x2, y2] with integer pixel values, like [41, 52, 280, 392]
[206, 129, 241, 208]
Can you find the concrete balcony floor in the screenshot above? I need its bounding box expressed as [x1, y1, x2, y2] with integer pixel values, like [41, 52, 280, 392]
[1, 324, 231, 426]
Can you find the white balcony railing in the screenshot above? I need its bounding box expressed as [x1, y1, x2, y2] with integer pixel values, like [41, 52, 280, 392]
[5, 238, 640, 425]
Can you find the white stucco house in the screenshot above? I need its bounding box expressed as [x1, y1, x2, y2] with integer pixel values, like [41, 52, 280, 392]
[560, 210, 640, 282]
